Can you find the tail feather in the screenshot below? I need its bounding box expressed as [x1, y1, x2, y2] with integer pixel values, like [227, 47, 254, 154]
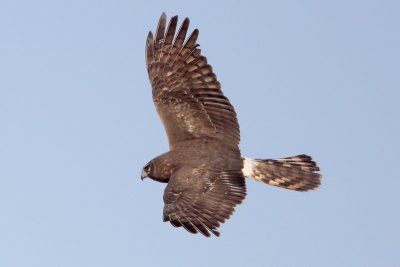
[242, 154, 321, 192]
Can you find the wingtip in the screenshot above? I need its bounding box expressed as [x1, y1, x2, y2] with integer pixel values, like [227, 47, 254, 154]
[147, 31, 153, 41]
[155, 13, 167, 44]
[162, 214, 168, 222]
[145, 31, 154, 65]
[183, 17, 190, 26]
[160, 12, 166, 20]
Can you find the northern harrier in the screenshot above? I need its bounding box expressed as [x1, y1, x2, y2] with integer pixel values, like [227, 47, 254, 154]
[141, 13, 321, 237]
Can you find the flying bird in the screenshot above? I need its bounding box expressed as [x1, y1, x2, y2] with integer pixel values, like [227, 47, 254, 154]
[141, 13, 321, 237]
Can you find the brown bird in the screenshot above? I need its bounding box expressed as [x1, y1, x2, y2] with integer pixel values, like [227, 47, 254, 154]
[141, 13, 321, 237]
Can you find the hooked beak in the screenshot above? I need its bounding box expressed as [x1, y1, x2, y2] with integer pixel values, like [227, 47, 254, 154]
[141, 169, 148, 181]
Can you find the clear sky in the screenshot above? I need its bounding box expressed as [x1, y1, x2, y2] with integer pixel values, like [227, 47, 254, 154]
[1, 0, 399, 266]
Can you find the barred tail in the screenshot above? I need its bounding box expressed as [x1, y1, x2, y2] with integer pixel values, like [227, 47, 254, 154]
[242, 154, 321, 192]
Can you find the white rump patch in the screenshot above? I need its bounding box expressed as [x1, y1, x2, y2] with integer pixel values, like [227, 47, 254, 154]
[242, 157, 257, 177]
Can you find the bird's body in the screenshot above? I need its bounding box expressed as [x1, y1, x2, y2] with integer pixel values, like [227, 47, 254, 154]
[141, 13, 321, 237]
[146, 138, 243, 184]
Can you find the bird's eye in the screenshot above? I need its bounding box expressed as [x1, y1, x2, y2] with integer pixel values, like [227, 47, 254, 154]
[144, 163, 151, 172]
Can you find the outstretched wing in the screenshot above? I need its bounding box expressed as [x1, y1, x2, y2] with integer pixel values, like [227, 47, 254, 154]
[146, 13, 240, 148]
[163, 166, 246, 237]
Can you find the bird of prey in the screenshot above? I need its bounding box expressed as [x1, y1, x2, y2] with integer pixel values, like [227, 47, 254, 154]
[141, 13, 321, 237]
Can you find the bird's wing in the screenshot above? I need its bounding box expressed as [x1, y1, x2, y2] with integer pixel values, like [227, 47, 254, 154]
[146, 13, 240, 148]
[163, 165, 246, 237]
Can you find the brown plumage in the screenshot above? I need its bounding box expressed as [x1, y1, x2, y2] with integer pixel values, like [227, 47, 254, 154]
[141, 13, 322, 237]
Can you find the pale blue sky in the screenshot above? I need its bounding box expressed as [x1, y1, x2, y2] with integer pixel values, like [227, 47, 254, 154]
[1, 0, 399, 266]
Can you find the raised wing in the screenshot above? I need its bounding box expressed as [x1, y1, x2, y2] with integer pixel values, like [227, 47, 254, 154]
[163, 166, 246, 237]
[146, 13, 240, 148]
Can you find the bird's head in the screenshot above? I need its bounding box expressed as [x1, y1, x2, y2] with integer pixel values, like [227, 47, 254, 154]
[141, 161, 152, 180]
[140, 157, 171, 183]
